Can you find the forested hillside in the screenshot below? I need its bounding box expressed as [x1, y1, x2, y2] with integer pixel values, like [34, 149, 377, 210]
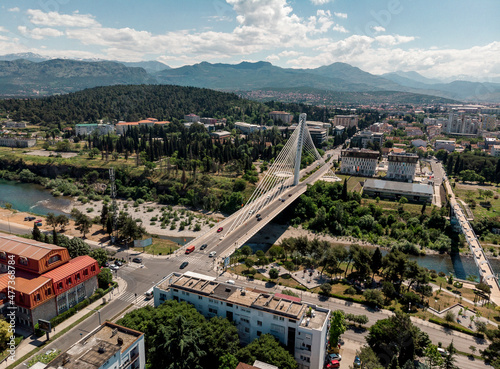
[0, 84, 266, 124]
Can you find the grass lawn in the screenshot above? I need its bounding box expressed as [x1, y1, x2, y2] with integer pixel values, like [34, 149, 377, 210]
[131, 237, 180, 255]
[361, 198, 431, 217]
[335, 174, 368, 192]
[453, 182, 500, 219]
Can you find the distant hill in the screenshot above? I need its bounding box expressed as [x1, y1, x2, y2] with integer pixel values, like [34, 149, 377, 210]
[0, 59, 154, 96]
[119, 60, 170, 73]
[0, 52, 48, 63]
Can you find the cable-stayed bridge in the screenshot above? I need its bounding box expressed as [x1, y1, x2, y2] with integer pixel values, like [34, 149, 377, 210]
[186, 113, 340, 259]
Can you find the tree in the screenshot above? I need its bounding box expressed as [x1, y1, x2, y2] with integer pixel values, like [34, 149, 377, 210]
[218, 354, 238, 369]
[202, 317, 239, 369]
[56, 214, 69, 231]
[320, 283, 332, 295]
[118, 215, 146, 247]
[444, 311, 455, 323]
[32, 223, 42, 241]
[100, 204, 109, 229]
[236, 334, 297, 369]
[342, 178, 348, 201]
[363, 289, 384, 307]
[66, 238, 90, 258]
[244, 258, 254, 272]
[329, 310, 346, 348]
[442, 341, 458, 369]
[90, 248, 108, 267]
[371, 247, 383, 278]
[98, 268, 113, 289]
[241, 245, 252, 258]
[269, 268, 279, 279]
[46, 212, 58, 230]
[356, 346, 383, 369]
[0, 318, 11, 352]
[424, 344, 444, 369]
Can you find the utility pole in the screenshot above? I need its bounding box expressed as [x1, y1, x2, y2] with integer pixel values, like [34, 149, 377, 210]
[109, 168, 117, 244]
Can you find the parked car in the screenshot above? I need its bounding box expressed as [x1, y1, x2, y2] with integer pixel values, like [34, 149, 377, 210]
[24, 216, 35, 221]
[180, 261, 189, 269]
[109, 264, 119, 271]
[200, 244, 208, 250]
[217, 227, 223, 233]
[328, 353, 342, 361]
[326, 360, 340, 369]
[104, 261, 110, 267]
[36, 219, 42, 223]
[132, 257, 143, 263]
[437, 348, 448, 357]
[353, 356, 361, 368]
[115, 260, 123, 266]
[226, 280, 235, 285]
[35, 222, 42, 227]
[209, 251, 217, 257]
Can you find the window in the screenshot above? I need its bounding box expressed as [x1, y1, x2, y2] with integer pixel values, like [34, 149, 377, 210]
[240, 318, 250, 324]
[76, 273, 80, 281]
[67, 278, 72, 285]
[244, 327, 250, 333]
[47, 288, 52, 296]
[198, 296, 202, 300]
[48, 254, 61, 264]
[91, 265, 96, 272]
[257, 321, 262, 326]
[35, 294, 41, 301]
[241, 308, 251, 313]
[208, 308, 218, 314]
[226, 303, 233, 307]
[173, 289, 178, 292]
[19, 257, 28, 266]
[0, 252, 6, 260]
[257, 331, 262, 336]
[58, 282, 63, 290]
[83, 269, 88, 276]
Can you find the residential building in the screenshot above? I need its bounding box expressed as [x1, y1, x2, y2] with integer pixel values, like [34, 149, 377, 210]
[3, 121, 27, 128]
[308, 127, 328, 147]
[116, 119, 169, 135]
[491, 145, 500, 157]
[75, 124, 115, 136]
[269, 111, 293, 124]
[370, 122, 394, 133]
[45, 321, 145, 369]
[153, 272, 330, 369]
[411, 139, 427, 148]
[484, 137, 500, 149]
[0, 235, 99, 332]
[334, 126, 345, 136]
[235, 122, 263, 134]
[386, 152, 418, 182]
[340, 148, 379, 177]
[306, 121, 331, 130]
[350, 130, 384, 149]
[426, 125, 442, 138]
[363, 179, 433, 203]
[210, 131, 231, 142]
[0, 137, 36, 148]
[482, 115, 497, 131]
[404, 127, 424, 137]
[435, 139, 456, 152]
[184, 114, 200, 122]
[442, 111, 482, 135]
[333, 115, 358, 129]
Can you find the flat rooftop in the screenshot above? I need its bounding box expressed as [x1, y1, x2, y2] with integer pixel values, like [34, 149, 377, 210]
[364, 179, 434, 196]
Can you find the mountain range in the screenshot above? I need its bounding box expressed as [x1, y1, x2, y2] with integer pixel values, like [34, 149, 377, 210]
[0, 53, 499, 103]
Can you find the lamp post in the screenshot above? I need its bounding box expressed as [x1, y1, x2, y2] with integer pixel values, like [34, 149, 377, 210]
[87, 308, 101, 325]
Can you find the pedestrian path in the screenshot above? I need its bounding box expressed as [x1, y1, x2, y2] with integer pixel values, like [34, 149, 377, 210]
[118, 291, 154, 308]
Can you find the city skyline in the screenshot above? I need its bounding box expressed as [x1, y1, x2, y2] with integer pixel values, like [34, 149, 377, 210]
[0, 0, 499, 81]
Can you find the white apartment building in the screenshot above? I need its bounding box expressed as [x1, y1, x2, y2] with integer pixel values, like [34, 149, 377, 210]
[154, 272, 331, 369]
[75, 123, 115, 136]
[482, 115, 498, 131]
[435, 139, 456, 152]
[491, 145, 500, 157]
[386, 152, 418, 182]
[333, 115, 358, 129]
[269, 111, 293, 124]
[235, 122, 263, 134]
[45, 321, 145, 369]
[443, 111, 482, 135]
[0, 137, 36, 148]
[340, 148, 379, 177]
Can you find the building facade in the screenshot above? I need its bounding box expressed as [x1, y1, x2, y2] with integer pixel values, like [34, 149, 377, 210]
[75, 124, 115, 136]
[443, 111, 482, 135]
[184, 114, 200, 122]
[154, 272, 330, 369]
[363, 179, 433, 203]
[435, 139, 456, 152]
[333, 115, 358, 129]
[0, 138, 36, 148]
[269, 111, 293, 124]
[308, 127, 328, 147]
[235, 122, 263, 134]
[45, 321, 145, 369]
[386, 152, 418, 182]
[340, 148, 379, 177]
[350, 130, 384, 149]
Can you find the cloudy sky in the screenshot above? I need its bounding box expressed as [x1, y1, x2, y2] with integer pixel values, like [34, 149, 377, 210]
[0, 0, 499, 80]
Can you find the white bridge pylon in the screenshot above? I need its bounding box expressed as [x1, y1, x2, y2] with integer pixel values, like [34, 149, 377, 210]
[226, 113, 340, 235]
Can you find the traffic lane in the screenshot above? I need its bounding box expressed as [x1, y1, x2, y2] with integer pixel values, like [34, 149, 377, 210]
[0, 220, 32, 235]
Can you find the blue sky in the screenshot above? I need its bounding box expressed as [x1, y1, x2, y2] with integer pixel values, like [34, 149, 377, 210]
[0, 0, 499, 80]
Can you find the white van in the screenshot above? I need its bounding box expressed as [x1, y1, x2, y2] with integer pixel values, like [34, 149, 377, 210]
[144, 288, 154, 299]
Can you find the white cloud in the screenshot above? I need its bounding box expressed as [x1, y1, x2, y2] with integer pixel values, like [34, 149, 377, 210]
[18, 26, 64, 40]
[375, 34, 415, 46]
[8, 7, 20, 12]
[266, 54, 280, 62]
[0, 26, 7, 33]
[372, 26, 385, 33]
[279, 50, 302, 57]
[310, 0, 332, 4]
[27, 9, 100, 28]
[334, 12, 347, 19]
[332, 24, 349, 33]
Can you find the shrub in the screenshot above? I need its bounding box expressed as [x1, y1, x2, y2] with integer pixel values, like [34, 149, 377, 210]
[345, 286, 357, 295]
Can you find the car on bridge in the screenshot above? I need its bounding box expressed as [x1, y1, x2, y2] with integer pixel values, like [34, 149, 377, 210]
[217, 227, 223, 232]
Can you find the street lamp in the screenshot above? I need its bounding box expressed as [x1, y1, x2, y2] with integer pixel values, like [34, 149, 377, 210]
[87, 308, 101, 325]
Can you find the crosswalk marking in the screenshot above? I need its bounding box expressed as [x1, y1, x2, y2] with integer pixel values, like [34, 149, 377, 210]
[117, 291, 154, 308]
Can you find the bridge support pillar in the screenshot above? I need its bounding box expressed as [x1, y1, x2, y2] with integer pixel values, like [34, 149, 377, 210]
[293, 113, 307, 186]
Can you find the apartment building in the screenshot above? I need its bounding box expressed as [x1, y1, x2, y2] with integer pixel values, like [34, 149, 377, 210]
[0, 137, 36, 148]
[308, 127, 328, 147]
[235, 122, 263, 134]
[340, 148, 379, 177]
[333, 115, 358, 129]
[350, 130, 384, 149]
[116, 118, 169, 135]
[154, 272, 330, 369]
[75, 124, 115, 136]
[45, 321, 145, 369]
[0, 234, 99, 332]
[435, 139, 456, 152]
[443, 111, 482, 135]
[269, 111, 293, 124]
[184, 114, 200, 122]
[386, 152, 418, 182]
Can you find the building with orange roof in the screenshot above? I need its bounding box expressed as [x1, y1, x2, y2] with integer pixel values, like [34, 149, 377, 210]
[0, 234, 98, 333]
[116, 118, 169, 135]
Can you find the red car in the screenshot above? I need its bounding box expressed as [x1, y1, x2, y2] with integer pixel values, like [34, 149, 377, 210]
[217, 227, 223, 233]
[326, 360, 340, 369]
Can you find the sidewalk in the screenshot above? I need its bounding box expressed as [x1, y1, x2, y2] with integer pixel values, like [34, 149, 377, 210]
[1, 277, 128, 369]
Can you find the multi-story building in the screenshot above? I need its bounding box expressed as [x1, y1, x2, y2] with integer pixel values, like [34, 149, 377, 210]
[491, 145, 500, 157]
[340, 148, 379, 176]
[333, 115, 358, 129]
[3, 121, 27, 128]
[75, 124, 115, 136]
[435, 139, 456, 152]
[350, 130, 384, 149]
[411, 139, 427, 148]
[442, 111, 482, 135]
[386, 152, 418, 182]
[363, 179, 433, 203]
[184, 114, 200, 122]
[116, 118, 169, 135]
[370, 122, 394, 134]
[308, 127, 328, 147]
[0, 137, 36, 148]
[0, 234, 99, 332]
[235, 122, 263, 134]
[404, 127, 424, 137]
[45, 321, 145, 369]
[426, 125, 442, 138]
[153, 273, 330, 369]
[153, 272, 330, 369]
[482, 115, 498, 131]
[269, 111, 293, 125]
[334, 126, 345, 136]
[306, 121, 331, 130]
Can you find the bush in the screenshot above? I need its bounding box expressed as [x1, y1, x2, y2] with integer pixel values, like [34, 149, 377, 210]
[269, 268, 279, 279]
[344, 286, 357, 295]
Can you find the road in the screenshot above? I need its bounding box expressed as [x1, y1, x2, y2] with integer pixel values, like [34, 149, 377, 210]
[0, 219, 31, 236]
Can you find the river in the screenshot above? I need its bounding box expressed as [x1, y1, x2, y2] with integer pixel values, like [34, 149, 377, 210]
[0, 178, 498, 278]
